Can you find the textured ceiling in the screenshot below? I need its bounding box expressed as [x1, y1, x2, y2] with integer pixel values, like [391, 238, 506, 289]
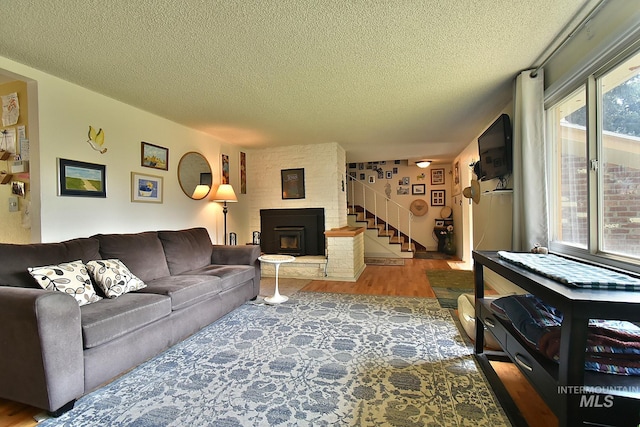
[0, 0, 590, 163]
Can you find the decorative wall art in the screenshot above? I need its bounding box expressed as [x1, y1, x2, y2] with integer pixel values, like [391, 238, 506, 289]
[131, 172, 163, 203]
[11, 181, 25, 198]
[141, 142, 168, 170]
[412, 184, 425, 195]
[431, 189, 446, 206]
[58, 158, 106, 198]
[221, 154, 229, 184]
[240, 152, 246, 194]
[281, 168, 305, 199]
[431, 168, 445, 185]
[86, 126, 107, 154]
[453, 161, 461, 195]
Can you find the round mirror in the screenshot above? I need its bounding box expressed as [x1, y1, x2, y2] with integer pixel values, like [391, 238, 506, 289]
[177, 152, 212, 199]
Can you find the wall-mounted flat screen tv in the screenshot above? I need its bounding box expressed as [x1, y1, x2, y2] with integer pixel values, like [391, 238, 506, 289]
[477, 113, 512, 181]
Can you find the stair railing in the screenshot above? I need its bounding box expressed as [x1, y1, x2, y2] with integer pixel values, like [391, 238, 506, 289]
[347, 174, 414, 251]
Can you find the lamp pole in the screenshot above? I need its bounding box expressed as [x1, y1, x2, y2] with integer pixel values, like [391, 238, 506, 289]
[222, 201, 229, 244]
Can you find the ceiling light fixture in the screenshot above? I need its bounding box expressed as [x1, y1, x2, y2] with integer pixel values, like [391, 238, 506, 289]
[415, 160, 432, 168]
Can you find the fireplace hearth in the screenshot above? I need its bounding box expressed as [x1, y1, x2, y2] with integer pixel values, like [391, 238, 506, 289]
[260, 208, 325, 256]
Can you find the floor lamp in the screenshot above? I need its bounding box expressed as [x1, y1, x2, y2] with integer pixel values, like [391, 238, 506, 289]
[212, 184, 237, 244]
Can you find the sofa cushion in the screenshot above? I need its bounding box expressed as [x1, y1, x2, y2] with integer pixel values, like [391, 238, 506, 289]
[0, 237, 100, 288]
[28, 260, 102, 306]
[182, 265, 255, 292]
[93, 231, 171, 282]
[80, 293, 171, 349]
[157, 228, 213, 275]
[86, 259, 146, 298]
[138, 275, 221, 311]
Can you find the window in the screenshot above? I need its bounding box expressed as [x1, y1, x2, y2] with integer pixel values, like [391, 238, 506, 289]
[548, 86, 588, 249]
[547, 49, 640, 265]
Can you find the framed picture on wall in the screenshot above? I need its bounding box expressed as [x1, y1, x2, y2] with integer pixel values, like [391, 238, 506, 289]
[58, 158, 106, 198]
[281, 168, 305, 199]
[221, 154, 230, 184]
[412, 184, 425, 195]
[431, 168, 445, 185]
[240, 152, 246, 194]
[131, 172, 163, 203]
[141, 142, 168, 171]
[431, 189, 446, 206]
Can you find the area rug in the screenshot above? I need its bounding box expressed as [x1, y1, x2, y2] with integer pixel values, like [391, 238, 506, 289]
[426, 270, 474, 309]
[40, 292, 509, 427]
[364, 257, 405, 266]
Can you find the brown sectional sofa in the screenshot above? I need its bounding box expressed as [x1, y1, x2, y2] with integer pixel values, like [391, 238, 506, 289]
[0, 227, 260, 415]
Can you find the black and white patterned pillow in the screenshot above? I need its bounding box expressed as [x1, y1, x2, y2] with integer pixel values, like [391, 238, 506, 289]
[86, 259, 146, 298]
[28, 260, 102, 306]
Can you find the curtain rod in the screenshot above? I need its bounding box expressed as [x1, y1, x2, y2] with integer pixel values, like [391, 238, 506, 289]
[530, 0, 608, 77]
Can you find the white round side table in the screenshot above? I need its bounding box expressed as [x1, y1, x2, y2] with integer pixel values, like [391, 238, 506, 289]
[258, 254, 295, 304]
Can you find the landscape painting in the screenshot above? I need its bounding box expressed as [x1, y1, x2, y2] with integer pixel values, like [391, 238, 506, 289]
[58, 158, 106, 198]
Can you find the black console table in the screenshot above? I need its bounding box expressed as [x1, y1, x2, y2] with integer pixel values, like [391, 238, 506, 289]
[473, 250, 640, 427]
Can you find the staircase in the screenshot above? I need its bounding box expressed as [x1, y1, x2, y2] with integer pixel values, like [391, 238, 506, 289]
[346, 176, 423, 258]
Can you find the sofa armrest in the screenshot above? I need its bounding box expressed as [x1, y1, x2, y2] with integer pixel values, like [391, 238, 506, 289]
[211, 244, 260, 266]
[0, 287, 84, 412]
[212, 245, 261, 288]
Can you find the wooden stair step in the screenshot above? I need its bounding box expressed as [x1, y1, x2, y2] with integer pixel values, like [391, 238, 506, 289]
[402, 242, 416, 252]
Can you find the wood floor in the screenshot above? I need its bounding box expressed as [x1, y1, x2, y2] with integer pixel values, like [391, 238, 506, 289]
[0, 258, 556, 427]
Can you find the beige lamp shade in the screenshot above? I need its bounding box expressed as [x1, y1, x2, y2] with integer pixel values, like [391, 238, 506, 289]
[191, 184, 210, 200]
[212, 184, 238, 202]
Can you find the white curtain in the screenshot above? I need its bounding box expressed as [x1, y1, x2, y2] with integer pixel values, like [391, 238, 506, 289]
[512, 69, 548, 251]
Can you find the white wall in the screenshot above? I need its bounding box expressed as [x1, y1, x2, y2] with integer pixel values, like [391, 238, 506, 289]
[0, 55, 248, 243]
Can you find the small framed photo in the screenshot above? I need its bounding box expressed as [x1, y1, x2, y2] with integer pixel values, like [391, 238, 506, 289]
[281, 168, 305, 199]
[11, 181, 25, 198]
[385, 171, 392, 179]
[431, 189, 446, 206]
[431, 168, 445, 185]
[131, 172, 163, 203]
[141, 142, 168, 171]
[58, 158, 106, 198]
[412, 184, 425, 195]
[368, 175, 375, 184]
[435, 219, 445, 227]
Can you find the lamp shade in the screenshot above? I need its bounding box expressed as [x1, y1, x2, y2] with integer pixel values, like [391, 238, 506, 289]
[213, 184, 238, 202]
[192, 185, 210, 200]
